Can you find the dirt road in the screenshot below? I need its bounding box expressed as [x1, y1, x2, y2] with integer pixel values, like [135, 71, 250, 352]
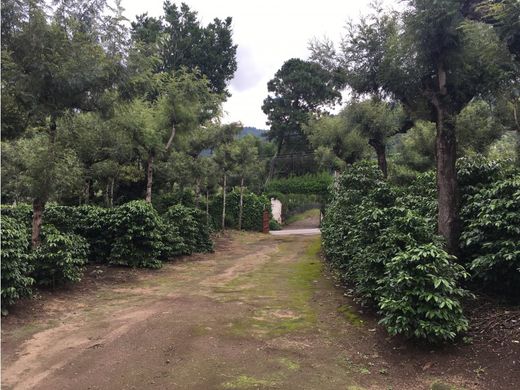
[2, 232, 518, 389]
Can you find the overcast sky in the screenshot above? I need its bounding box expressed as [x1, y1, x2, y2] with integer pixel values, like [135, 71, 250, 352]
[122, 0, 380, 129]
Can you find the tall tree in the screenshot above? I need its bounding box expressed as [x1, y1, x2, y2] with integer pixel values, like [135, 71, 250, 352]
[1, 0, 123, 248]
[262, 58, 342, 179]
[131, 1, 237, 96]
[311, 2, 513, 253]
[399, 0, 512, 253]
[212, 123, 243, 230]
[342, 99, 405, 177]
[230, 135, 260, 230]
[303, 114, 370, 171]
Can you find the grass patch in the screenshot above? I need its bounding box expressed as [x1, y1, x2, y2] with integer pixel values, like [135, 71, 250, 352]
[277, 357, 300, 371]
[337, 354, 372, 375]
[7, 320, 57, 342]
[221, 375, 278, 389]
[225, 237, 322, 338]
[285, 208, 320, 225]
[337, 305, 364, 326]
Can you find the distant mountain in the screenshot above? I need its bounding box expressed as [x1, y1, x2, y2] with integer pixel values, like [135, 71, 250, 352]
[240, 126, 268, 138]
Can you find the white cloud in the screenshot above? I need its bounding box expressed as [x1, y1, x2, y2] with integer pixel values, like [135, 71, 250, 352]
[122, 0, 390, 128]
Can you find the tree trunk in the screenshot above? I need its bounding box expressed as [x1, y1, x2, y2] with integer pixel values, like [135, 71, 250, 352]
[165, 123, 176, 151]
[206, 190, 210, 226]
[265, 141, 282, 186]
[49, 115, 57, 143]
[513, 104, 520, 165]
[238, 177, 245, 230]
[31, 115, 57, 248]
[435, 117, 459, 254]
[145, 153, 154, 203]
[31, 198, 45, 249]
[221, 174, 227, 230]
[433, 61, 460, 255]
[368, 139, 388, 178]
[109, 177, 115, 208]
[84, 180, 90, 205]
[195, 179, 201, 208]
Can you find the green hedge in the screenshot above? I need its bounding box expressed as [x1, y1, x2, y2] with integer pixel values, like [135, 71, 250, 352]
[460, 174, 520, 297]
[210, 190, 270, 231]
[1, 216, 34, 309]
[163, 204, 213, 254]
[33, 225, 89, 286]
[1, 201, 215, 309]
[44, 202, 213, 265]
[265, 172, 332, 195]
[44, 205, 113, 262]
[379, 244, 470, 342]
[1, 204, 32, 225]
[322, 161, 470, 342]
[107, 200, 165, 269]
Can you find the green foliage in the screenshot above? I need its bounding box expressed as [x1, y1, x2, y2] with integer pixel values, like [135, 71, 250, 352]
[262, 58, 342, 153]
[107, 201, 164, 268]
[1, 134, 85, 204]
[460, 174, 520, 297]
[211, 191, 270, 231]
[322, 161, 470, 342]
[265, 173, 332, 196]
[303, 115, 370, 170]
[33, 225, 89, 286]
[379, 244, 470, 342]
[269, 219, 282, 231]
[391, 121, 436, 178]
[1, 204, 33, 226]
[395, 171, 437, 222]
[152, 189, 196, 213]
[343, 99, 405, 144]
[1, 216, 34, 307]
[456, 99, 505, 156]
[163, 205, 213, 255]
[131, 2, 237, 95]
[267, 192, 324, 222]
[44, 205, 113, 262]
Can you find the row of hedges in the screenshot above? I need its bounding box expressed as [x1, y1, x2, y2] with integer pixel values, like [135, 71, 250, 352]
[209, 190, 270, 231]
[322, 158, 519, 343]
[265, 172, 332, 196]
[1, 201, 213, 311]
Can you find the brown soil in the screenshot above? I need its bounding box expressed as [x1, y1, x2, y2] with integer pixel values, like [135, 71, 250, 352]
[2, 231, 519, 390]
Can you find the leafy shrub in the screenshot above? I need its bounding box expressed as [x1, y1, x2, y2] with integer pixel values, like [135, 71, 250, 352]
[45, 205, 113, 262]
[457, 156, 509, 197]
[322, 161, 470, 342]
[33, 224, 89, 286]
[379, 244, 470, 342]
[210, 190, 270, 231]
[460, 174, 520, 297]
[108, 200, 164, 268]
[153, 189, 195, 214]
[265, 172, 332, 195]
[269, 219, 282, 230]
[395, 171, 437, 222]
[163, 204, 213, 255]
[1, 204, 33, 226]
[158, 220, 188, 259]
[1, 216, 35, 308]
